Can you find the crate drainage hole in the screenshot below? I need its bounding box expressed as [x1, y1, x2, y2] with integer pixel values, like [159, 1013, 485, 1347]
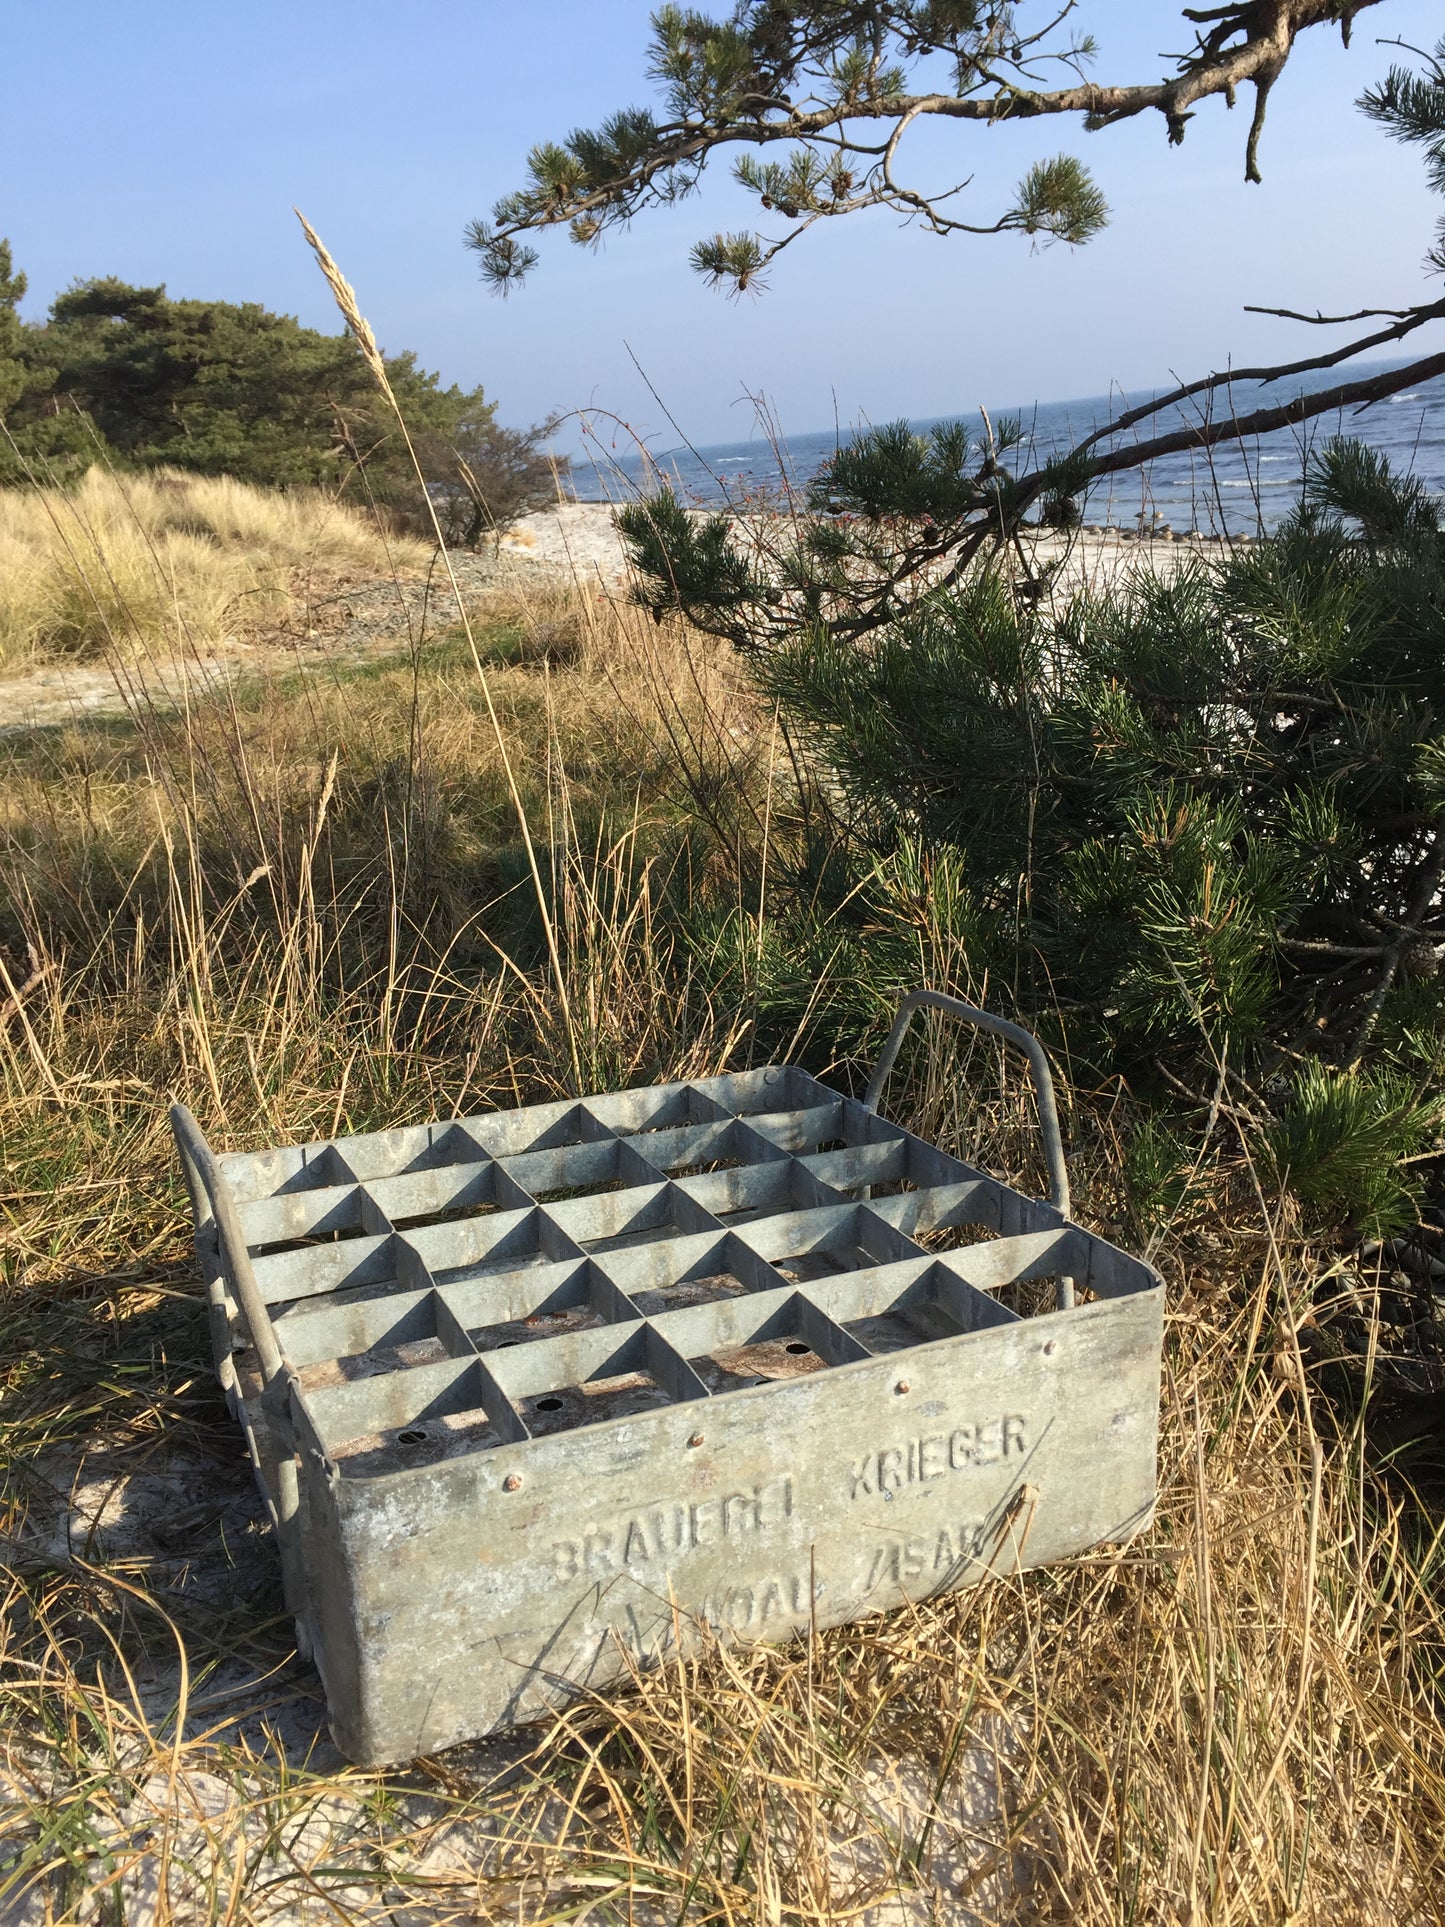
[785, 1342, 810, 1355]
[536, 1396, 565, 1411]
[396, 1428, 428, 1445]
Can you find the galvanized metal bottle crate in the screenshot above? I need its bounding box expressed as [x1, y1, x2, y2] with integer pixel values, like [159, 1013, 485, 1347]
[174, 992, 1163, 1766]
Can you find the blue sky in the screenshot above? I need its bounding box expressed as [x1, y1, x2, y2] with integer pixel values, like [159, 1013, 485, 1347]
[4, 2, 1443, 452]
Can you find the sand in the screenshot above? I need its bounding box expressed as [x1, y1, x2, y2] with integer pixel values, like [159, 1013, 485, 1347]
[0, 502, 1217, 733]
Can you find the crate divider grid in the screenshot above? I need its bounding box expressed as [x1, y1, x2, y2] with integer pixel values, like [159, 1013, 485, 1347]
[175, 991, 1164, 1765]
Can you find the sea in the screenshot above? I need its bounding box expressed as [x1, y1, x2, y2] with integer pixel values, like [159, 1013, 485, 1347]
[567, 355, 1445, 535]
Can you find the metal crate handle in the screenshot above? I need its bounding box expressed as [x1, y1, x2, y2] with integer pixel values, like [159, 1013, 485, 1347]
[170, 1104, 310, 1638]
[862, 989, 1071, 1220]
[171, 1103, 285, 1383]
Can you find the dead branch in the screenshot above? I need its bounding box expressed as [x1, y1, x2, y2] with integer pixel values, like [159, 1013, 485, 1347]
[1243, 304, 1425, 324]
[0, 942, 54, 1029]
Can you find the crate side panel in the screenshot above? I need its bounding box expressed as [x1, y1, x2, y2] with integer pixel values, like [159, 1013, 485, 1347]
[294, 1454, 371, 1760]
[326, 1287, 1162, 1764]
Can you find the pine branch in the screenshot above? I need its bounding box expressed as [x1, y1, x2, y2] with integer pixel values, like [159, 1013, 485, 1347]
[471, 0, 1384, 292]
[1063, 348, 1445, 492]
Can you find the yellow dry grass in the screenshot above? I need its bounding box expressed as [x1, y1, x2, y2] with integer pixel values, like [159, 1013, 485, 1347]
[1, 239, 1442, 1913]
[0, 556, 1441, 1923]
[0, 465, 427, 669]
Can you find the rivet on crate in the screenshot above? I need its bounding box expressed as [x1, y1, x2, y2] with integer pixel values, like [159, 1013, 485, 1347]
[687, 1432, 705, 1448]
[894, 1380, 910, 1394]
[503, 1474, 522, 1492]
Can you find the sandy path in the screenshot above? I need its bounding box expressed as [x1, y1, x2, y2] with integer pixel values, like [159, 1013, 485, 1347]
[0, 503, 1206, 734]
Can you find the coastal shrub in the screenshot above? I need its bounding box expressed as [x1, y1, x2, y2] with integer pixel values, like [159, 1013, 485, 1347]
[0, 256, 562, 539]
[621, 441, 1445, 1231]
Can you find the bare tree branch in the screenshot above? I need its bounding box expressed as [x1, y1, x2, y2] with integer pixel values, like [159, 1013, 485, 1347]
[1068, 347, 1445, 487]
[1244, 304, 1426, 323]
[1069, 296, 1445, 459]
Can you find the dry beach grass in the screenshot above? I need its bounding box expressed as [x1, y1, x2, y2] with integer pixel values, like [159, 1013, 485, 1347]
[0, 449, 1442, 1922]
[0, 467, 428, 673]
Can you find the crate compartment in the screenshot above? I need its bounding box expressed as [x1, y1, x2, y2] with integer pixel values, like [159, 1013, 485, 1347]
[406, 1204, 583, 1285]
[674, 1292, 870, 1394]
[439, 1257, 634, 1350]
[697, 1337, 823, 1388]
[601, 1228, 785, 1315]
[218, 1138, 356, 1205]
[580, 1081, 733, 1138]
[322, 1119, 494, 1183]
[515, 1370, 669, 1435]
[739, 1098, 851, 1157]
[675, 1152, 843, 1226]
[487, 1321, 706, 1436]
[942, 1224, 1146, 1314]
[271, 1284, 447, 1391]
[934, 1227, 1085, 1295]
[249, 1229, 418, 1311]
[742, 1201, 919, 1284]
[464, 1098, 616, 1162]
[619, 1115, 786, 1181]
[307, 1356, 514, 1476]
[800, 1131, 972, 1200]
[546, 1179, 719, 1254]
[362, 1158, 531, 1231]
[237, 1180, 372, 1256]
[863, 1178, 1005, 1250]
[498, 1134, 660, 1203]
[806, 1256, 1020, 1354]
[699, 1064, 824, 1118]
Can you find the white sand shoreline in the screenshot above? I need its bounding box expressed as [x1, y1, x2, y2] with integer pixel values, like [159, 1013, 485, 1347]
[1, 501, 1215, 732]
[493, 499, 1229, 600]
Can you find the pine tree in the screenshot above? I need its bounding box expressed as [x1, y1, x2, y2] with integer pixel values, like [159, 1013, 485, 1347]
[0, 239, 27, 416]
[483, 7, 1445, 574]
[0, 240, 102, 484]
[607, 32, 1445, 665]
[602, 38, 1445, 1228]
[0, 260, 563, 536]
[469, 2, 1383, 295]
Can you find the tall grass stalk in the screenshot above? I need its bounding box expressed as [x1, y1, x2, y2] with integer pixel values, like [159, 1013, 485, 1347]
[296, 211, 581, 1089]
